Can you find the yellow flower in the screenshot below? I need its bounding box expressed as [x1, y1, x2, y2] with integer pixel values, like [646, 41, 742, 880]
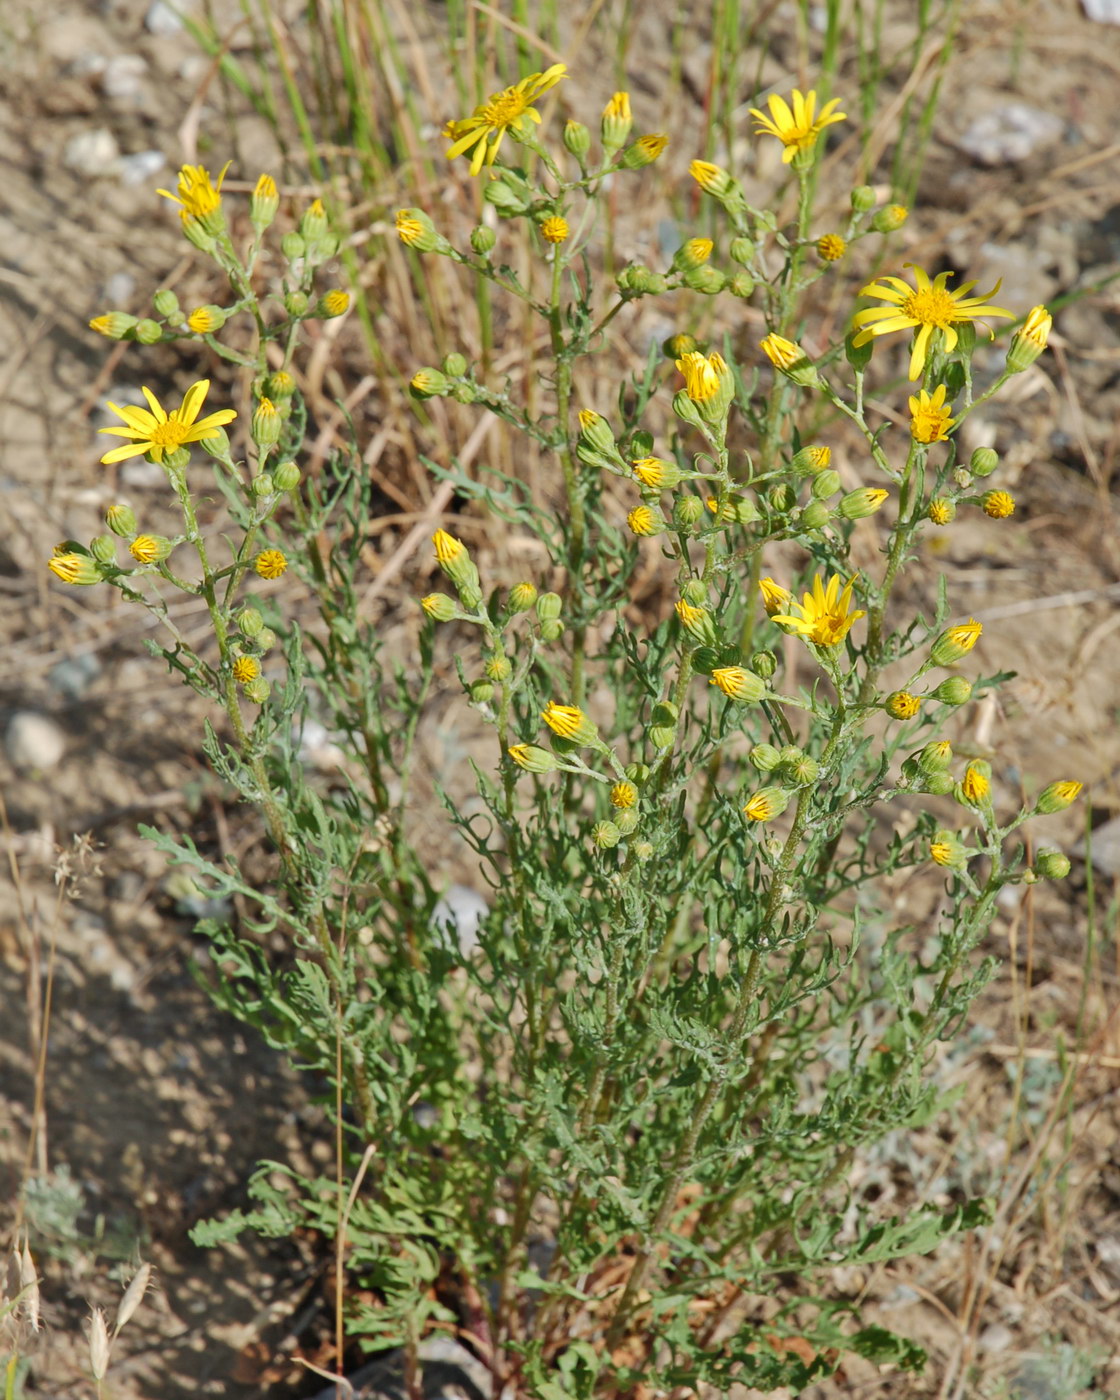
[928, 498, 955, 526]
[232, 656, 261, 684]
[675, 349, 722, 402]
[48, 552, 101, 585]
[254, 549, 288, 580]
[758, 577, 791, 616]
[129, 534, 170, 564]
[909, 384, 956, 444]
[743, 787, 789, 822]
[709, 666, 765, 702]
[187, 306, 222, 334]
[99, 380, 237, 464]
[540, 216, 569, 245]
[446, 64, 567, 176]
[319, 289, 350, 317]
[930, 833, 967, 868]
[541, 701, 597, 746]
[852, 264, 1014, 381]
[817, 233, 846, 262]
[758, 333, 801, 371]
[610, 781, 638, 810]
[157, 161, 231, 232]
[930, 619, 981, 666]
[688, 160, 728, 194]
[961, 763, 990, 805]
[982, 490, 1015, 519]
[1008, 304, 1052, 372]
[771, 573, 865, 647]
[884, 691, 920, 720]
[749, 88, 846, 163]
[627, 506, 662, 537]
[396, 209, 426, 246]
[432, 529, 466, 567]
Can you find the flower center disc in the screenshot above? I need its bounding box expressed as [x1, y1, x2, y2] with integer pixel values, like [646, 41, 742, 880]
[903, 288, 958, 328]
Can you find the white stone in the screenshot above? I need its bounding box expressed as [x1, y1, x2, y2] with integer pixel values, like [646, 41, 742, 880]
[101, 53, 148, 102]
[63, 127, 120, 177]
[6, 712, 66, 771]
[1084, 0, 1120, 20]
[117, 150, 166, 186]
[145, 0, 186, 34]
[955, 103, 1064, 166]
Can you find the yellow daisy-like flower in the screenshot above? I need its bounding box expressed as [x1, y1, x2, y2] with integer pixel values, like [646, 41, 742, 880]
[909, 384, 956, 444]
[758, 577, 791, 616]
[396, 209, 427, 247]
[626, 506, 661, 537]
[446, 64, 567, 176]
[254, 549, 288, 580]
[157, 161, 231, 232]
[99, 380, 237, 464]
[982, 490, 1015, 519]
[232, 655, 261, 684]
[817, 233, 846, 262]
[610, 781, 638, 810]
[749, 88, 846, 164]
[771, 573, 866, 648]
[928, 498, 955, 526]
[675, 349, 723, 402]
[961, 763, 990, 804]
[884, 690, 920, 720]
[541, 700, 597, 746]
[432, 529, 466, 567]
[540, 216, 569, 245]
[187, 306, 221, 334]
[852, 264, 1015, 381]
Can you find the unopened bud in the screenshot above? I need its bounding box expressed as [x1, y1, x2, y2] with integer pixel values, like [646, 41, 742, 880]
[470, 224, 496, 256]
[563, 119, 591, 158]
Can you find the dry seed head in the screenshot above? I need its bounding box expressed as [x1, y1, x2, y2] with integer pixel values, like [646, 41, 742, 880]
[115, 1262, 152, 1335]
[89, 1306, 111, 1380]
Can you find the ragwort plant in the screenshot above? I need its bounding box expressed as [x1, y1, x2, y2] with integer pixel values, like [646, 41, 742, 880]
[61, 66, 1084, 1397]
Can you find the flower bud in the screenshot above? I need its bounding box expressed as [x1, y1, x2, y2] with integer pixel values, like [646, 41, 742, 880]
[509, 582, 537, 613]
[981, 490, 1015, 519]
[252, 397, 282, 447]
[300, 198, 329, 241]
[239, 606, 264, 637]
[48, 551, 102, 585]
[442, 351, 468, 378]
[681, 265, 726, 295]
[930, 619, 982, 666]
[969, 447, 999, 478]
[411, 367, 450, 399]
[484, 179, 530, 214]
[791, 445, 831, 475]
[470, 224, 497, 256]
[673, 238, 714, 272]
[540, 618, 565, 642]
[1007, 306, 1051, 373]
[759, 333, 820, 387]
[89, 534, 117, 564]
[633, 457, 684, 492]
[680, 579, 707, 607]
[187, 304, 227, 334]
[592, 820, 622, 849]
[709, 666, 766, 702]
[749, 743, 781, 773]
[610, 780, 638, 810]
[750, 650, 777, 680]
[484, 654, 512, 683]
[201, 428, 231, 463]
[1035, 780, 1083, 815]
[959, 760, 991, 807]
[89, 312, 139, 339]
[872, 203, 909, 233]
[395, 207, 449, 251]
[135, 319, 163, 344]
[621, 133, 668, 169]
[615, 809, 639, 836]
[256, 627, 277, 652]
[251, 473, 275, 498]
[281, 231, 306, 262]
[674, 496, 704, 527]
[536, 591, 563, 622]
[105, 504, 137, 537]
[317, 289, 350, 318]
[420, 593, 456, 620]
[1034, 848, 1071, 881]
[578, 409, 616, 454]
[284, 289, 309, 316]
[129, 534, 173, 564]
[917, 740, 953, 775]
[839, 487, 889, 520]
[649, 724, 675, 750]
[232, 655, 262, 684]
[470, 679, 494, 704]
[922, 771, 956, 796]
[884, 690, 920, 720]
[811, 470, 842, 500]
[786, 754, 820, 785]
[800, 500, 832, 530]
[563, 119, 591, 158]
[729, 236, 755, 265]
[273, 460, 301, 492]
[152, 289, 180, 318]
[930, 830, 968, 868]
[601, 91, 632, 152]
[850, 184, 876, 212]
[933, 676, 972, 705]
[768, 483, 796, 514]
[743, 787, 790, 822]
[542, 701, 599, 747]
[674, 599, 717, 646]
[250, 173, 279, 229]
[844, 329, 874, 372]
[243, 677, 271, 704]
[928, 497, 956, 526]
[508, 744, 561, 773]
[727, 271, 755, 298]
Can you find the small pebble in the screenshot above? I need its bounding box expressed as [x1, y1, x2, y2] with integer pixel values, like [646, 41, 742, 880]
[117, 150, 166, 186]
[101, 53, 148, 102]
[48, 652, 101, 700]
[1083, 0, 1120, 20]
[63, 127, 120, 177]
[979, 1322, 1014, 1354]
[6, 712, 67, 771]
[104, 270, 136, 304]
[145, 0, 186, 34]
[955, 103, 1064, 166]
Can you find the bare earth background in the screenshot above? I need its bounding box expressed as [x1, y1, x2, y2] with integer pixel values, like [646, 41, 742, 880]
[2, 0, 1120, 1396]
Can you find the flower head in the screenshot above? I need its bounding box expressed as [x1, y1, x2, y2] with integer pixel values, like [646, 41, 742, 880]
[709, 666, 766, 702]
[930, 619, 981, 666]
[446, 64, 566, 175]
[982, 490, 1015, 519]
[771, 573, 865, 648]
[541, 701, 598, 747]
[232, 655, 261, 684]
[909, 384, 956, 444]
[157, 162, 231, 235]
[928, 498, 955, 526]
[99, 380, 236, 464]
[817, 233, 846, 262]
[758, 577, 791, 616]
[540, 215, 569, 245]
[48, 552, 102, 586]
[1008, 305, 1052, 372]
[743, 787, 790, 822]
[852, 264, 1014, 381]
[254, 549, 288, 580]
[675, 349, 723, 403]
[750, 88, 846, 164]
[885, 690, 920, 720]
